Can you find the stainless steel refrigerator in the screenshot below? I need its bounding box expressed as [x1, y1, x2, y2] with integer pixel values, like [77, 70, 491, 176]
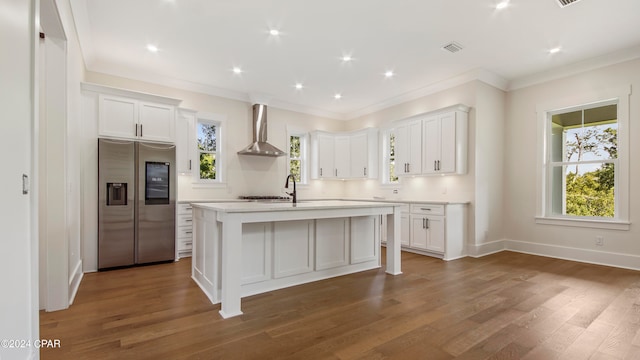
[98, 139, 176, 270]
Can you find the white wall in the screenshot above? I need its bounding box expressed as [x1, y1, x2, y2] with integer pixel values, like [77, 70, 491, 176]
[0, 0, 39, 359]
[504, 58, 640, 268]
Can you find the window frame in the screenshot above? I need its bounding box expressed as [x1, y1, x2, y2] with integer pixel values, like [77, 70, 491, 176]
[536, 87, 630, 230]
[286, 129, 308, 185]
[381, 127, 399, 185]
[193, 112, 226, 186]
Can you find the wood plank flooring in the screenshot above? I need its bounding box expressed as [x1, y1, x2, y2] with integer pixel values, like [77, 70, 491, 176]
[40, 251, 640, 359]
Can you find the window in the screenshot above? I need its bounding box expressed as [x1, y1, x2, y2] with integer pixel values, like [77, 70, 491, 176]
[382, 129, 399, 184]
[287, 133, 307, 184]
[548, 102, 617, 218]
[196, 117, 222, 183]
[537, 87, 630, 230]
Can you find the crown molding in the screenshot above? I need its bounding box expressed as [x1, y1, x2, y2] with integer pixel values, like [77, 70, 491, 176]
[508, 45, 640, 91]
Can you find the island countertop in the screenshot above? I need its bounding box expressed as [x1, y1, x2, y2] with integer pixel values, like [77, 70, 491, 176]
[191, 200, 404, 213]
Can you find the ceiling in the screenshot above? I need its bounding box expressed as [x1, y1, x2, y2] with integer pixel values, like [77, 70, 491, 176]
[70, 0, 640, 119]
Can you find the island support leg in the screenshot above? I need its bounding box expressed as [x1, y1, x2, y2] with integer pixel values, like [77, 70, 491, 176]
[219, 216, 243, 318]
[386, 208, 402, 275]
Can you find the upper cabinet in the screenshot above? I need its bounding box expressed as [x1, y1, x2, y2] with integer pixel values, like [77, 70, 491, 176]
[395, 104, 469, 177]
[175, 108, 196, 174]
[83, 83, 181, 144]
[395, 119, 422, 176]
[311, 128, 378, 180]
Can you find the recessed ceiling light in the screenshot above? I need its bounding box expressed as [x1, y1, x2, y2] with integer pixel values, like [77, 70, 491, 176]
[341, 55, 353, 62]
[269, 29, 280, 36]
[232, 67, 243, 74]
[334, 93, 342, 100]
[146, 44, 158, 53]
[549, 47, 562, 54]
[384, 71, 394, 78]
[295, 83, 303, 90]
[496, 1, 509, 10]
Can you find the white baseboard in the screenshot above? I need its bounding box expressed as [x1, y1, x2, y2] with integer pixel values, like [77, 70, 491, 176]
[467, 240, 506, 258]
[68, 260, 84, 305]
[504, 239, 640, 271]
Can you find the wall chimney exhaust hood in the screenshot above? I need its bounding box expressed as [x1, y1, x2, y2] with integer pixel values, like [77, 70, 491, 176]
[237, 104, 287, 157]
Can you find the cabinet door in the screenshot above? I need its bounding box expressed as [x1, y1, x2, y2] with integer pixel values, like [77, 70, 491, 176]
[409, 214, 428, 250]
[334, 136, 350, 178]
[426, 215, 445, 253]
[317, 134, 335, 178]
[395, 123, 410, 175]
[422, 117, 440, 174]
[438, 113, 456, 174]
[407, 120, 422, 174]
[139, 102, 175, 143]
[350, 132, 368, 178]
[175, 110, 195, 174]
[99, 94, 138, 139]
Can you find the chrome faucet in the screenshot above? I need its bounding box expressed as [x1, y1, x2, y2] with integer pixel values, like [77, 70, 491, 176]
[284, 174, 297, 204]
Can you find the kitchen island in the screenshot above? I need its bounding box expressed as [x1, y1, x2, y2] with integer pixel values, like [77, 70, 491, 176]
[191, 200, 403, 318]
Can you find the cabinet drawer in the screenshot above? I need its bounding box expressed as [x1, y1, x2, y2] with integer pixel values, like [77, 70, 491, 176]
[177, 203, 193, 215]
[410, 204, 444, 215]
[177, 226, 193, 239]
[177, 215, 193, 227]
[178, 239, 193, 251]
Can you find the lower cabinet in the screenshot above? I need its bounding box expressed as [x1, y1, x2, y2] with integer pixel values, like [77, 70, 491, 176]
[176, 203, 194, 258]
[384, 202, 467, 260]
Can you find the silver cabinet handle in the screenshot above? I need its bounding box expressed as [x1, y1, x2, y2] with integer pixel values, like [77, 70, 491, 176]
[185, 231, 192, 234]
[320, 168, 323, 176]
[135, 124, 138, 136]
[407, 163, 410, 173]
[185, 219, 192, 222]
[364, 167, 367, 176]
[420, 208, 431, 211]
[335, 169, 338, 176]
[434, 160, 437, 171]
[189, 159, 192, 170]
[140, 124, 143, 137]
[422, 218, 426, 228]
[437, 160, 440, 171]
[426, 218, 429, 229]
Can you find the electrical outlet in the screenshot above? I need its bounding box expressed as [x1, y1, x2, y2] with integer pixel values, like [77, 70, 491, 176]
[595, 236, 604, 246]
[392, 189, 398, 194]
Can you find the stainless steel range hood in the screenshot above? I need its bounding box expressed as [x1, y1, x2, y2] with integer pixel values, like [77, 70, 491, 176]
[237, 104, 286, 157]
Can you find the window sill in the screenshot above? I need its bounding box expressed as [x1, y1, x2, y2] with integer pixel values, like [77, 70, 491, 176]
[535, 216, 630, 231]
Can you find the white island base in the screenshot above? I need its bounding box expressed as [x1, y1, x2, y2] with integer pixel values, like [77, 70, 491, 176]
[191, 200, 403, 319]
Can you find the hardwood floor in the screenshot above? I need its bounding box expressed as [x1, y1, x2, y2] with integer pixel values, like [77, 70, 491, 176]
[40, 251, 640, 359]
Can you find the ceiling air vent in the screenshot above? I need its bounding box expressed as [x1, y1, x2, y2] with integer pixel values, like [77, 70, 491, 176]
[556, 0, 581, 8]
[442, 42, 463, 53]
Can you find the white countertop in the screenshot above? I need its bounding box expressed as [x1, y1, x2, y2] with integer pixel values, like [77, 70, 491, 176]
[180, 198, 470, 205]
[191, 200, 403, 213]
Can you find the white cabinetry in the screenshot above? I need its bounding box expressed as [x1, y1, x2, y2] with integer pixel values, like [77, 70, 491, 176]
[176, 109, 196, 174]
[176, 203, 194, 258]
[315, 133, 336, 178]
[395, 119, 422, 175]
[394, 104, 469, 176]
[311, 128, 378, 179]
[409, 204, 445, 253]
[83, 83, 180, 143]
[99, 95, 176, 143]
[422, 110, 468, 175]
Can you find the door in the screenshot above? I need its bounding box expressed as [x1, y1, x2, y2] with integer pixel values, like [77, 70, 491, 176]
[438, 113, 457, 173]
[98, 139, 135, 269]
[426, 215, 445, 253]
[99, 94, 138, 139]
[334, 136, 350, 178]
[422, 117, 440, 174]
[350, 132, 368, 178]
[410, 214, 428, 250]
[317, 134, 335, 178]
[139, 102, 175, 143]
[137, 142, 176, 264]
